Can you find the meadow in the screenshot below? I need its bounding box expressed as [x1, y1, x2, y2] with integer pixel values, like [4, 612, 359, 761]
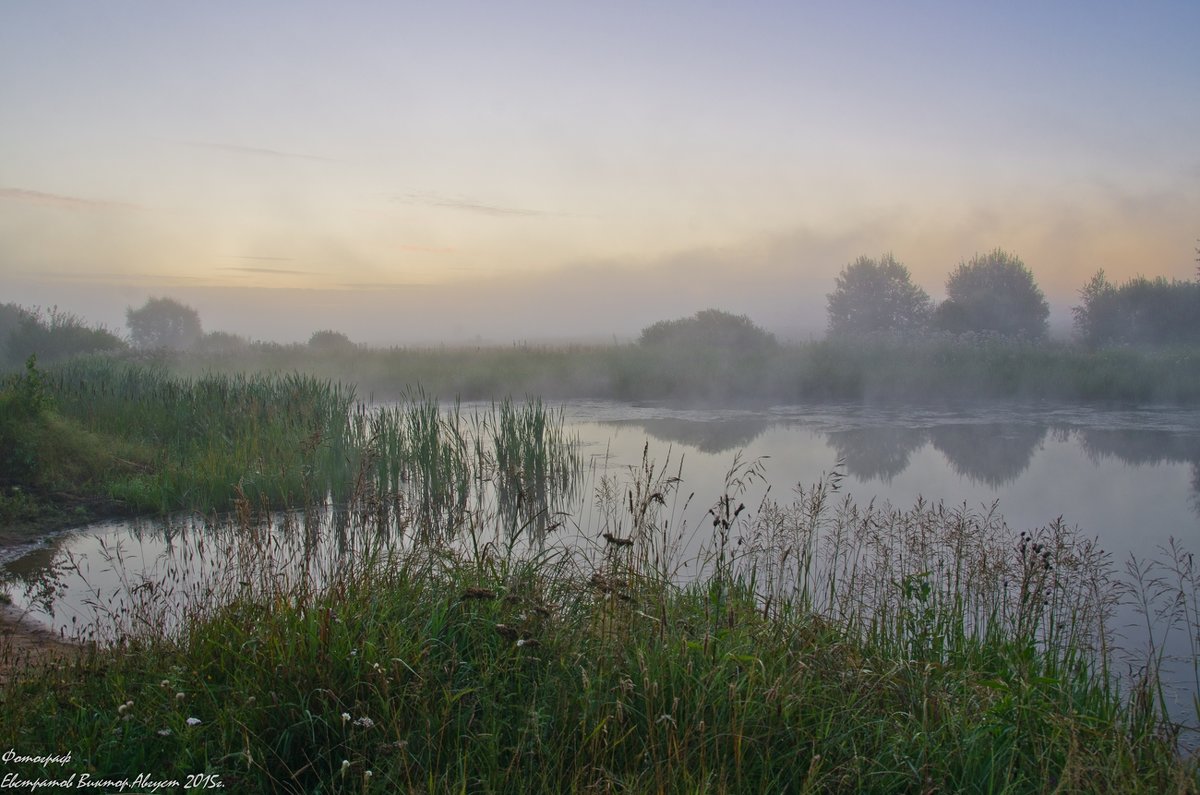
[0, 357, 1198, 792]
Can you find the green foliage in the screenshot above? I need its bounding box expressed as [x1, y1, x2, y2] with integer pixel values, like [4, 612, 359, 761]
[0, 357, 152, 525]
[937, 249, 1049, 340]
[5, 361, 580, 530]
[1073, 269, 1200, 348]
[126, 297, 203, 351]
[826, 253, 932, 337]
[0, 304, 126, 368]
[0, 356, 53, 483]
[40, 361, 358, 514]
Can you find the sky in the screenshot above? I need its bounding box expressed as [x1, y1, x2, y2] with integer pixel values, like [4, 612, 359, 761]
[2, 1, 1198, 343]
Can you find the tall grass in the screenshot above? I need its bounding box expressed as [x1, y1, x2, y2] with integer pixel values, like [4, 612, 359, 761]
[32, 361, 580, 529]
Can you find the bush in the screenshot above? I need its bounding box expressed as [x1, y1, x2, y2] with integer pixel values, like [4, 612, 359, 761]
[1, 305, 126, 368]
[639, 309, 776, 352]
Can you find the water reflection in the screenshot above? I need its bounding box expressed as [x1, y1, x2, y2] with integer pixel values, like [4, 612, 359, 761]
[825, 427, 927, 483]
[1075, 428, 1200, 517]
[615, 417, 771, 454]
[620, 413, 1200, 513]
[928, 424, 1049, 488]
[2, 541, 68, 619]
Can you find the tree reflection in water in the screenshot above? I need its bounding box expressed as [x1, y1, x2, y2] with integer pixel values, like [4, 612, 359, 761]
[928, 424, 1048, 488]
[825, 426, 927, 483]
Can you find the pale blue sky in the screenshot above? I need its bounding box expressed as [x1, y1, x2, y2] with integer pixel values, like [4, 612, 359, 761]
[2, 2, 1197, 341]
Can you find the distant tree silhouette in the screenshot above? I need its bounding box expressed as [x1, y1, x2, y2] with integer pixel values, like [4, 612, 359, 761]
[935, 249, 1048, 340]
[826, 254, 932, 338]
[639, 309, 776, 351]
[126, 297, 203, 351]
[196, 331, 248, 354]
[1072, 270, 1200, 347]
[308, 329, 356, 353]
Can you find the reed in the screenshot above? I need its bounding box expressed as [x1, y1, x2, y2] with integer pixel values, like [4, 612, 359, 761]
[18, 361, 580, 529]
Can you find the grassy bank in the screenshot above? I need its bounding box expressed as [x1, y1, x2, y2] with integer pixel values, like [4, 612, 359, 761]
[0, 359, 578, 537]
[1, 465, 1196, 792]
[164, 337, 1200, 405]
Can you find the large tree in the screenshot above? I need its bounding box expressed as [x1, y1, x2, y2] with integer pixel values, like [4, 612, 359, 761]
[126, 297, 203, 350]
[936, 249, 1049, 340]
[826, 254, 932, 337]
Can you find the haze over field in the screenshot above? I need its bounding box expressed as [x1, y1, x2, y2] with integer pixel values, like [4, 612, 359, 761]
[2, 2, 1197, 344]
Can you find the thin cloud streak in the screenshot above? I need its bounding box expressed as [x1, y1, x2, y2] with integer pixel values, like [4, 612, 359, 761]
[219, 266, 311, 276]
[0, 187, 142, 211]
[333, 281, 431, 290]
[396, 245, 459, 254]
[394, 192, 555, 217]
[182, 141, 334, 162]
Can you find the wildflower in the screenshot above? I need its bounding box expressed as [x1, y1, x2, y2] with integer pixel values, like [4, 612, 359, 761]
[340, 759, 350, 776]
[186, 717, 202, 727]
[157, 728, 172, 737]
[341, 712, 351, 725]
[176, 692, 186, 702]
[364, 770, 373, 781]
[160, 679, 170, 688]
[353, 717, 375, 729]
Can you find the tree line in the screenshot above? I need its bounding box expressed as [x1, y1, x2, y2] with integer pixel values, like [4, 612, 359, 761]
[825, 247, 1200, 346]
[3, 245, 1199, 370]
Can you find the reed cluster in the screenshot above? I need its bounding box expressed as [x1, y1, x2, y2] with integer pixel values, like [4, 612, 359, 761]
[4, 360, 579, 529]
